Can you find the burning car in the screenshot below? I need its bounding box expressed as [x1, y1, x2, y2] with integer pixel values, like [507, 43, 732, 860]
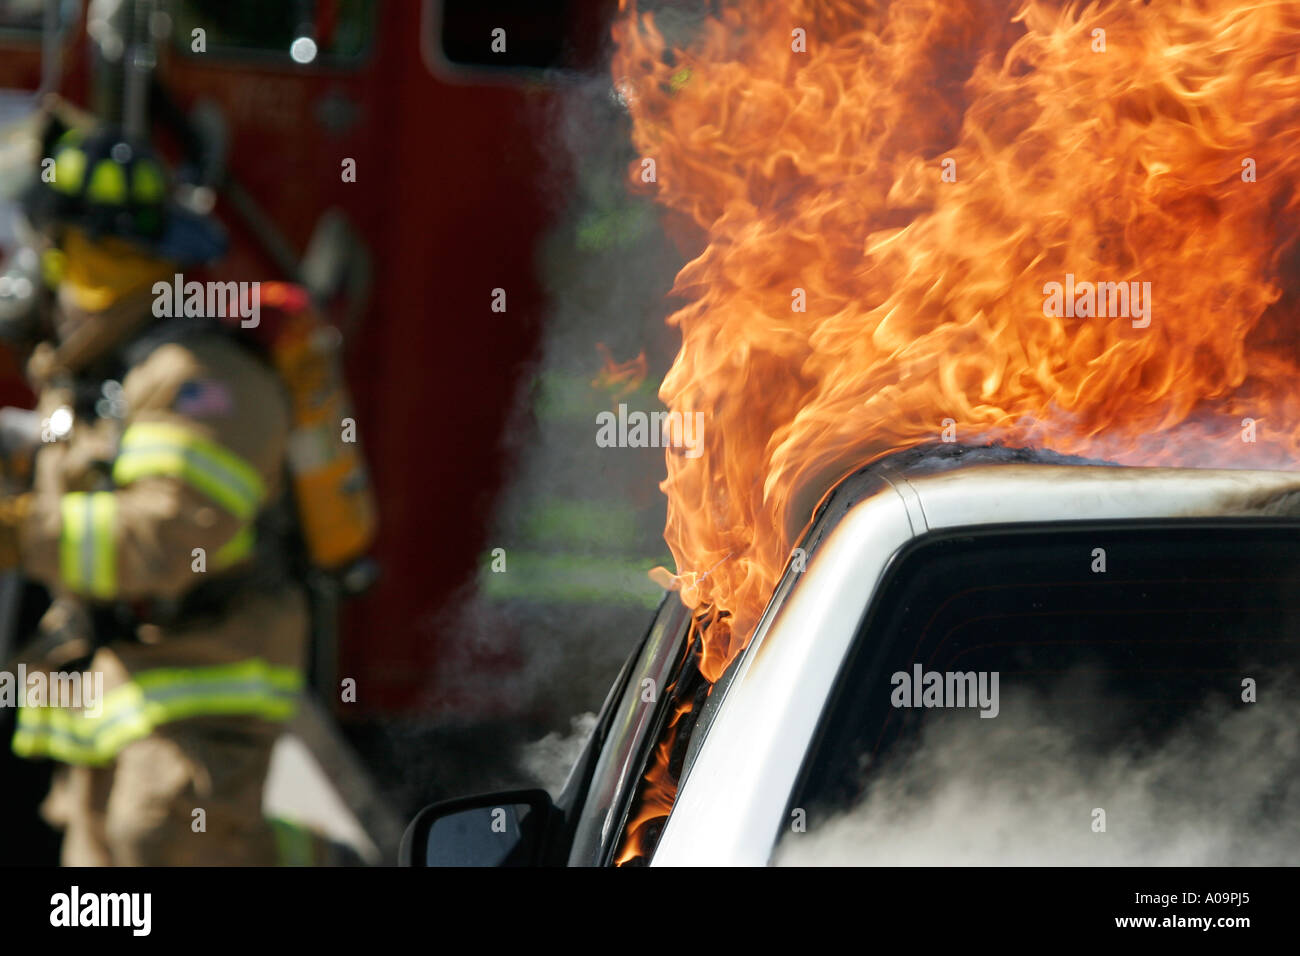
[402, 444, 1300, 866]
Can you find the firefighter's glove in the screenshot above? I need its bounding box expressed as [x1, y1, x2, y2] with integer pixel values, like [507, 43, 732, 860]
[0, 492, 32, 570]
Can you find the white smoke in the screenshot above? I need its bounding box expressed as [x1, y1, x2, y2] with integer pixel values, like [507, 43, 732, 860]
[518, 711, 598, 799]
[776, 675, 1300, 865]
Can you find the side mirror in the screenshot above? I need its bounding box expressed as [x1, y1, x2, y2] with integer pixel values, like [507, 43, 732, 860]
[301, 209, 372, 337]
[399, 789, 557, 867]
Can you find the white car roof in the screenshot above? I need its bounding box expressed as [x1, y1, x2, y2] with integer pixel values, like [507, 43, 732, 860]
[652, 456, 1300, 865]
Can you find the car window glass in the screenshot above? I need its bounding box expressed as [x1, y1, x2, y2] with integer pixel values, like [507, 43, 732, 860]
[779, 523, 1300, 865]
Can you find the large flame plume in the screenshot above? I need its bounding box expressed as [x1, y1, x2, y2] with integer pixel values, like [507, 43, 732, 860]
[614, 0, 1300, 686]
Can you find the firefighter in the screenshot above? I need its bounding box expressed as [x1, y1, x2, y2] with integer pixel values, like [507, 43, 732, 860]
[0, 125, 309, 865]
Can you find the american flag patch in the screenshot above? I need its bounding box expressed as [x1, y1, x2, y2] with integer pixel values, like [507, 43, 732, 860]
[173, 379, 234, 418]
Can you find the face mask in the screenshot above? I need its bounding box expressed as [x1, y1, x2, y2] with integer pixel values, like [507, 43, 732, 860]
[58, 228, 171, 314]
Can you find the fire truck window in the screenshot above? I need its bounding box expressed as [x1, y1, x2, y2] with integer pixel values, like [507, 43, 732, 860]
[0, 0, 62, 35]
[781, 523, 1300, 864]
[433, 0, 616, 75]
[172, 0, 374, 65]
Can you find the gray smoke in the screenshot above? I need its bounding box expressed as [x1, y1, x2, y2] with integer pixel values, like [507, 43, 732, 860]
[382, 68, 687, 809]
[776, 674, 1300, 865]
[430, 73, 683, 726]
[519, 711, 599, 799]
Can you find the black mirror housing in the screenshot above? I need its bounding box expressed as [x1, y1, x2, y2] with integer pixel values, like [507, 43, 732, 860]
[399, 789, 559, 867]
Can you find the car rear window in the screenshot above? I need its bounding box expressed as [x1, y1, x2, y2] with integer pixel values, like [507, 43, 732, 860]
[779, 521, 1300, 865]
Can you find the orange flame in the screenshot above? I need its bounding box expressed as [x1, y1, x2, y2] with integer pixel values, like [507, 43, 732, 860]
[613, 0, 1300, 688]
[592, 343, 649, 399]
[614, 695, 695, 865]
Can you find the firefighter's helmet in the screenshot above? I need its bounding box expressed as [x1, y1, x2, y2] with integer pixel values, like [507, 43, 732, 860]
[24, 126, 226, 266]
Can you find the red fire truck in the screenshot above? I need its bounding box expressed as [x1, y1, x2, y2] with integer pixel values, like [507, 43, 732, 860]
[0, 0, 626, 715]
[0, 0, 674, 863]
